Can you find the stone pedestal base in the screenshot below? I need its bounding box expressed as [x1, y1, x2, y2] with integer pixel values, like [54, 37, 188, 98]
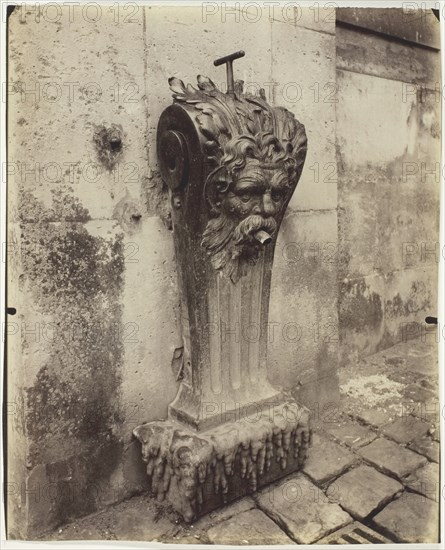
[133, 401, 311, 522]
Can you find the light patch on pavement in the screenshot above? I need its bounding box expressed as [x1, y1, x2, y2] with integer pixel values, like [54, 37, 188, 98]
[340, 374, 404, 408]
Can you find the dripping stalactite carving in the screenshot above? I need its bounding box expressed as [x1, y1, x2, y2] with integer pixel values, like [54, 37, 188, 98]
[134, 404, 311, 522]
[133, 51, 311, 521]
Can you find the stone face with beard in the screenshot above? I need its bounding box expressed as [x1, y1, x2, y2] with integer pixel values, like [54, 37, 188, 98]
[201, 159, 290, 283]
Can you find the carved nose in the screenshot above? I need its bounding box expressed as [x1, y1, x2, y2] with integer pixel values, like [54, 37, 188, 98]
[262, 192, 276, 217]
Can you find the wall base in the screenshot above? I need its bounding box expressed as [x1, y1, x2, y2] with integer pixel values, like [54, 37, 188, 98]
[133, 401, 311, 521]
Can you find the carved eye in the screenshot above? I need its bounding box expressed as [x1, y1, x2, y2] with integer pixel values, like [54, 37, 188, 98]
[240, 194, 251, 203]
[271, 190, 283, 202]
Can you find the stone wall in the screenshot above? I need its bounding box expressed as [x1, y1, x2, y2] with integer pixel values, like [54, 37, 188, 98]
[7, 4, 179, 537]
[336, 9, 441, 364]
[7, 4, 339, 538]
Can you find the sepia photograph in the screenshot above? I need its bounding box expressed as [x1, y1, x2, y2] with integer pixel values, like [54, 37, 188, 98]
[1, 0, 443, 547]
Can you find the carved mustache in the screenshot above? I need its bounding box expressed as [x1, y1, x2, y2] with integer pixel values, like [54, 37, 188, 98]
[233, 215, 277, 245]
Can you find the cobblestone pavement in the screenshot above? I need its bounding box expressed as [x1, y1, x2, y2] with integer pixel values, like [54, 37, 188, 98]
[43, 338, 441, 545]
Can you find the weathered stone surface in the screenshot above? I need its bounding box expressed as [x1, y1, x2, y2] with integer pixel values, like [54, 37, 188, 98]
[7, 5, 179, 538]
[327, 465, 402, 520]
[324, 421, 377, 449]
[337, 40, 440, 359]
[42, 494, 178, 542]
[339, 340, 440, 444]
[269, 2, 335, 34]
[382, 415, 432, 444]
[338, 275, 387, 359]
[258, 474, 352, 544]
[404, 462, 440, 501]
[272, 22, 336, 212]
[403, 385, 439, 412]
[372, 493, 439, 543]
[408, 436, 440, 463]
[133, 402, 311, 522]
[267, 17, 340, 408]
[178, 500, 256, 544]
[271, 210, 340, 403]
[383, 271, 438, 349]
[206, 509, 294, 545]
[337, 26, 440, 88]
[43, 494, 259, 545]
[353, 409, 393, 428]
[409, 401, 441, 429]
[337, 7, 440, 49]
[195, 497, 255, 529]
[302, 433, 356, 483]
[359, 438, 427, 479]
[370, 339, 439, 378]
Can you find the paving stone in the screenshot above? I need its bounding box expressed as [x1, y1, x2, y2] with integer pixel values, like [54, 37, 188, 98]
[324, 421, 377, 449]
[194, 497, 255, 529]
[257, 474, 352, 544]
[358, 438, 427, 479]
[353, 409, 393, 428]
[402, 399, 440, 426]
[206, 509, 294, 545]
[326, 465, 402, 520]
[302, 433, 357, 483]
[106, 498, 178, 542]
[408, 435, 440, 463]
[372, 492, 439, 543]
[382, 415, 432, 444]
[404, 462, 440, 501]
[42, 494, 178, 541]
[403, 383, 438, 406]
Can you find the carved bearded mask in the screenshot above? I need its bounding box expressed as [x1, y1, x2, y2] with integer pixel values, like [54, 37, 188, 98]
[222, 160, 284, 238]
[168, 75, 307, 283]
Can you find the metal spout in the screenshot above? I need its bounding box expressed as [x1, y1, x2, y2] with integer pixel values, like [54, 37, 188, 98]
[254, 229, 272, 245]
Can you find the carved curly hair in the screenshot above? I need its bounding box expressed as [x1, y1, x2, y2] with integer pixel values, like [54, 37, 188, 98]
[205, 131, 300, 213]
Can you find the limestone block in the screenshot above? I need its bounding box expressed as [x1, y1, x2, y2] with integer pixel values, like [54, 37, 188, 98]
[271, 21, 337, 211]
[337, 26, 441, 89]
[358, 438, 427, 479]
[258, 473, 352, 544]
[206, 509, 294, 545]
[302, 433, 356, 483]
[8, 6, 148, 222]
[120, 216, 180, 440]
[372, 492, 439, 543]
[270, 209, 339, 400]
[336, 7, 440, 49]
[327, 465, 403, 519]
[404, 462, 440, 500]
[324, 420, 377, 449]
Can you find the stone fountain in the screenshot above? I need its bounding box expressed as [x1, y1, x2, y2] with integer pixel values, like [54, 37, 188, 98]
[134, 51, 311, 521]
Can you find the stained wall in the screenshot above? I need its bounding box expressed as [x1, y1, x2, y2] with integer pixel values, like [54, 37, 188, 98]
[336, 9, 441, 363]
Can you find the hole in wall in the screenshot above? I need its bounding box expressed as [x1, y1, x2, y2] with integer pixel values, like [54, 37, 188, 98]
[425, 316, 437, 324]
